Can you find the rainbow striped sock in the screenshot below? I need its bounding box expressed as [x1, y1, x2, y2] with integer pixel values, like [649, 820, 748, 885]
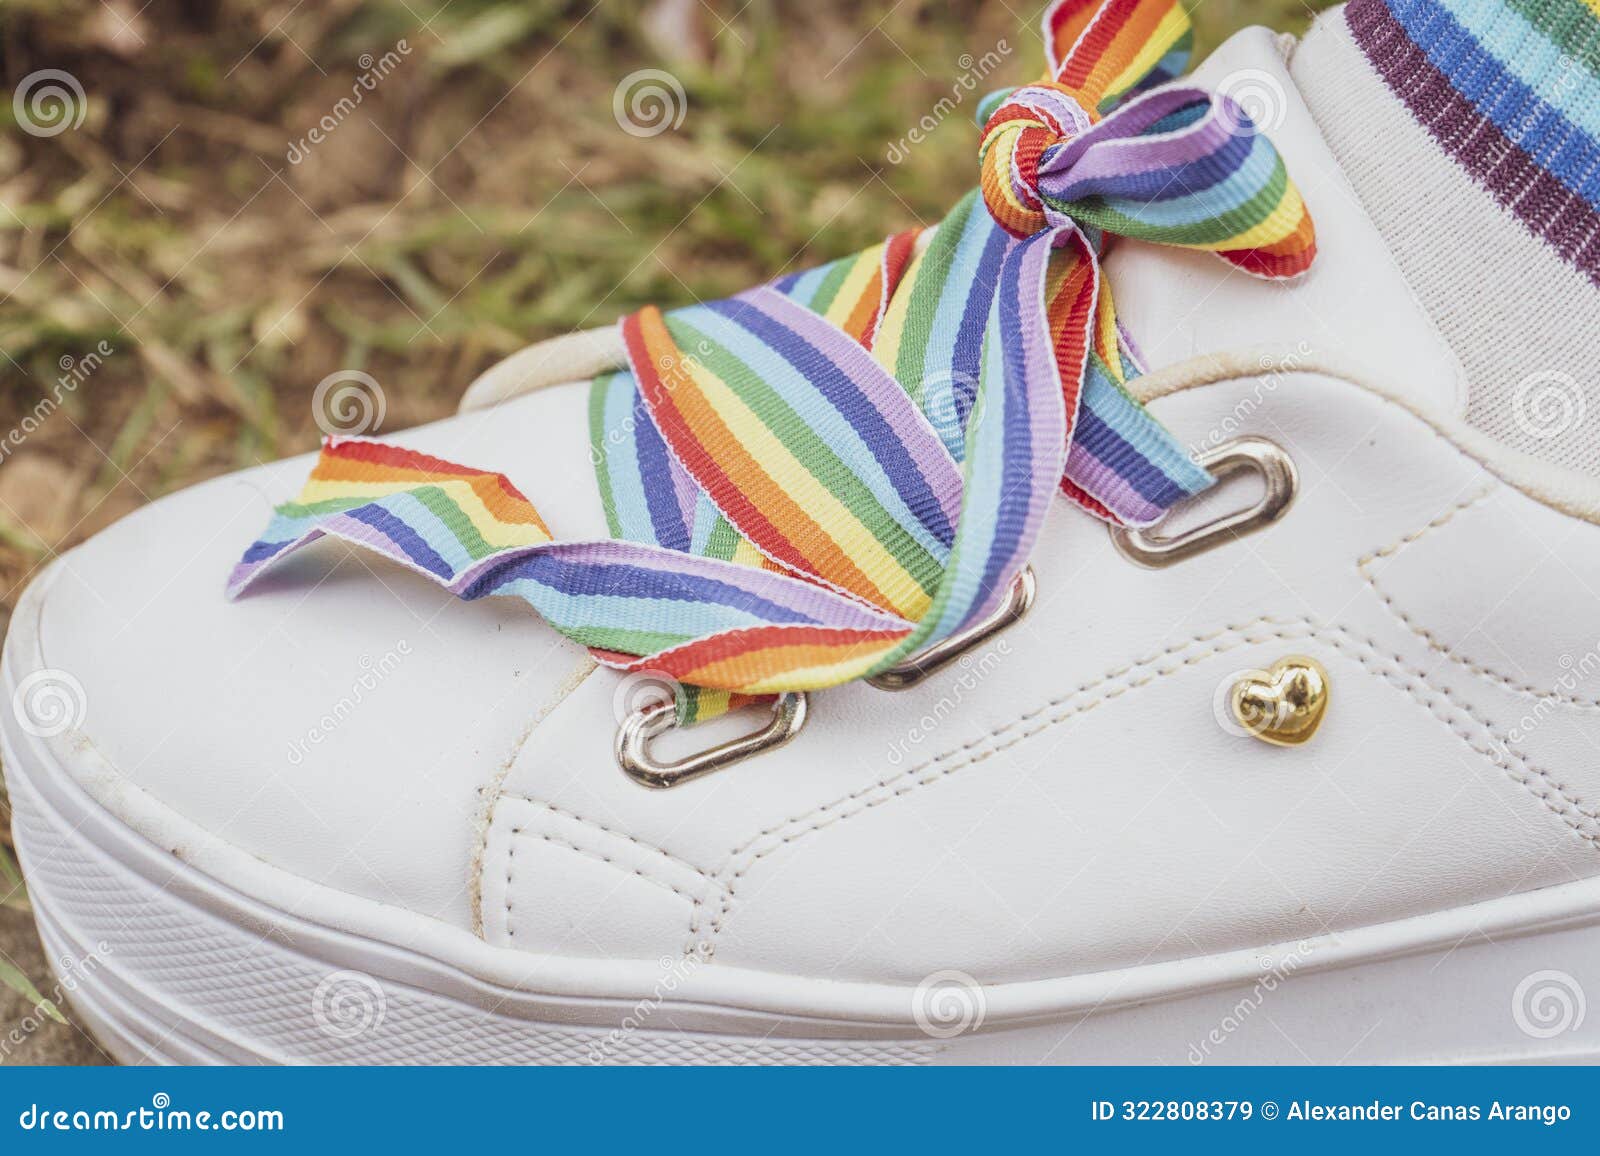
[1349, 0, 1600, 283]
[1295, 0, 1600, 477]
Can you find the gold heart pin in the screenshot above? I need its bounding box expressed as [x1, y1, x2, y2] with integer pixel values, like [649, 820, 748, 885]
[1230, 657, 1330, 747]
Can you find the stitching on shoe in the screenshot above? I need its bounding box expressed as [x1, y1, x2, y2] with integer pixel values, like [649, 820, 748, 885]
[1132, 357, 1600, 524]
[505, 826, 702, 905]
[695, 615, 1600, 947]
[469, 653, 599, 937]
[497, 794, 718, 885]
[504, 836, 517, 940]
[1358, 488, 1600, 709]
[496, 795, 720, 947]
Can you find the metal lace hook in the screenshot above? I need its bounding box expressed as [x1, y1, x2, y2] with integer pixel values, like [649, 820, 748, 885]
[616, 692, 808, 789]
[866, 566, 1036, 692]
[1109, 437, 1297, 568]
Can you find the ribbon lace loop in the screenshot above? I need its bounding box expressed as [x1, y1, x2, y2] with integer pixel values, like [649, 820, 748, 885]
[229, 0, 1316, 725]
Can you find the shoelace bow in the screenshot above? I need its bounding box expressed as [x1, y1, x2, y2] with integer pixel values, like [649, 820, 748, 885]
[230, 0, 1316, 724]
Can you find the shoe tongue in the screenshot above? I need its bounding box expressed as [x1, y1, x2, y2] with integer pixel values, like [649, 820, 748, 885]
[1103, 25, 1469, 419]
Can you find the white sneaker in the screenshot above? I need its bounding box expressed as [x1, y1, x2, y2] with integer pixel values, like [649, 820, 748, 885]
[6, 13, 1600, 1065]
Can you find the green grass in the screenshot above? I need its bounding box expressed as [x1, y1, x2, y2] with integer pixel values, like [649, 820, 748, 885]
[0, 0, 1334, 1045]
[1, 805, 63, 1023]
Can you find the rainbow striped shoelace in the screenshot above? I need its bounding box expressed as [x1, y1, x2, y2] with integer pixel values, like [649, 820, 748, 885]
[229, 0, 1317, 725]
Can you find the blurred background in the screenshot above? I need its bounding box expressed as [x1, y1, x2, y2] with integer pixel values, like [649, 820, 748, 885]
[0, 0, 1335, 1064]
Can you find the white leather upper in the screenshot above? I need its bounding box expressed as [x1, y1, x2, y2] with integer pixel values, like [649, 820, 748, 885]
[34, 384, 604, 932]
[17, 28, 1600, 988]
[483, 371, 1600, 982]
[1106, 27, 1469, 420]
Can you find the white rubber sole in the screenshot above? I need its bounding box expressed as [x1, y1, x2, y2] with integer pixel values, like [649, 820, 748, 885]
[5, 568, 1600, 1064]
[8, 708, 1600, 1065]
